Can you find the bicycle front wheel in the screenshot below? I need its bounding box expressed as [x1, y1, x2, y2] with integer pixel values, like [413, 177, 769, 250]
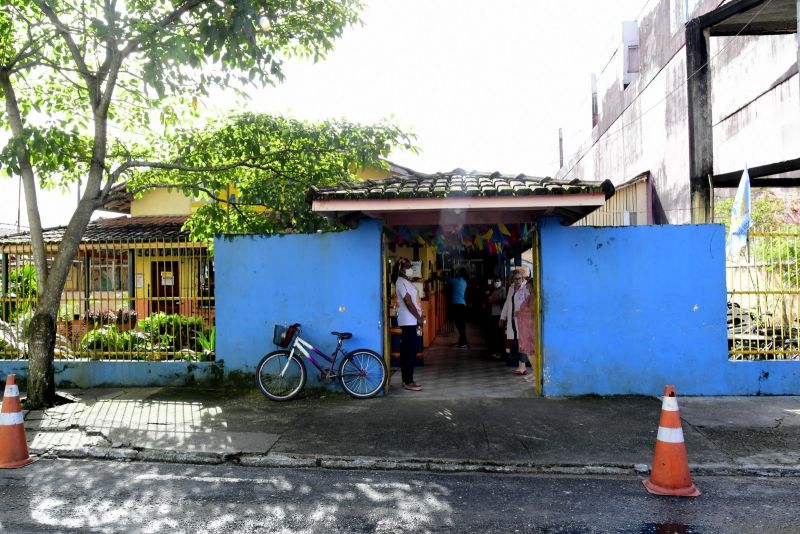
[339, 349, 387, 399]
[256, 350, 306, 401]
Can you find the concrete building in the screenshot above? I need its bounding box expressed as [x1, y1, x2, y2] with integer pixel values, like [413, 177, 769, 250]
[557, 0, 799, 225]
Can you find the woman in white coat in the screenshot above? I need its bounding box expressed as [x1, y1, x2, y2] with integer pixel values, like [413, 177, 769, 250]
[499, 270, 531, 375]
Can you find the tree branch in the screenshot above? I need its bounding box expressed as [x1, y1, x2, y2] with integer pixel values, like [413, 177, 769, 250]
[106, 151, 296, 182]
[104, 182, 227, 205]
[121, 0, 208, 57]
[38, 1, 99, 104]
[4, 33, 52, 72]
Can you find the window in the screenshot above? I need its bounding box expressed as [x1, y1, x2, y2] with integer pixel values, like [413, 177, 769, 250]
[627, 45, 640, 74]
[90, 252, 128, 292]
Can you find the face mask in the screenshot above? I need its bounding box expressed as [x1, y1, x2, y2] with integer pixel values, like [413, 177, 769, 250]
[404, 268, 413, 277]
[494, 281, 502, 288]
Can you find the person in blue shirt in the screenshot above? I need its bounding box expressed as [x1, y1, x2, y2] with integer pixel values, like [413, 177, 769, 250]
[449, 268, 469, 348]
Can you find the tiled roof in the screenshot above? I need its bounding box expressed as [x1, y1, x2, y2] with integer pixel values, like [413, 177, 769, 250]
[308, 168, 614, 201]
[0, 216, 190, 245]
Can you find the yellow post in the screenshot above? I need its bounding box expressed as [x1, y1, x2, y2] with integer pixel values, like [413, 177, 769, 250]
[532, 223, 543, 396]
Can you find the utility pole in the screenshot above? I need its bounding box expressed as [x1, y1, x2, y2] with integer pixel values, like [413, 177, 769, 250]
[558, 128, 564, 169]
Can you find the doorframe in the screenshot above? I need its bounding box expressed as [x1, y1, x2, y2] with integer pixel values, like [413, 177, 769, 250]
[531, 222, 543, 396]
[381, 232, 392, 392]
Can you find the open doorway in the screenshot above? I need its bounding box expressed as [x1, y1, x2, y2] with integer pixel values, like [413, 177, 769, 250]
[383, 223, 542, 398]
[307, 165, 615, 398]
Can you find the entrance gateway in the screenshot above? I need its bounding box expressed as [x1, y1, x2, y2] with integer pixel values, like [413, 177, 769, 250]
[309, 166, 614, 396]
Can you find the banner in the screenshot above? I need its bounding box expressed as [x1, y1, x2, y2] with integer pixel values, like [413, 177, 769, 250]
[726, 167, 753, 259]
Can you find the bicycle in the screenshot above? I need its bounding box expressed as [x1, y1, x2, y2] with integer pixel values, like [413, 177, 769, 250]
[256, 323, 387, 401]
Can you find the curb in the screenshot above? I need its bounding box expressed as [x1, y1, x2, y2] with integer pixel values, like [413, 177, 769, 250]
[28, 444, 800, 478]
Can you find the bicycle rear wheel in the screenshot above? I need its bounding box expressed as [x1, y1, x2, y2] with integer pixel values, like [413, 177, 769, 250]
[256, 350, 306, 401]
[338, 349, 387, 399]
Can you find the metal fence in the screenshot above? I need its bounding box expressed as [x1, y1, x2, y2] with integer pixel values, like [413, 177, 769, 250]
[0, 237, 215, 361]
[727, 227, 800, 361]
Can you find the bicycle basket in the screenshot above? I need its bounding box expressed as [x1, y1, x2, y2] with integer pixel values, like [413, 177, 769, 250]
[273, 324, 296, 348]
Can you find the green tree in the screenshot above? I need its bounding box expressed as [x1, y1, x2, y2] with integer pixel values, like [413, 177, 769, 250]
[120, 113, 415, 241]
[716, 191, 800, 286]
[0, 0, 366, 407]
[714, 190, 789, 230]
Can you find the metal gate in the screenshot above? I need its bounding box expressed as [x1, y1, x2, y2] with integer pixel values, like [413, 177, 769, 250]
[0, 237, 215, 361]
[727, 226, 800, 360]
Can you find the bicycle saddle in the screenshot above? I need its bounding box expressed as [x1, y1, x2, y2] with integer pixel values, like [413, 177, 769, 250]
[331, 331, 352, 340]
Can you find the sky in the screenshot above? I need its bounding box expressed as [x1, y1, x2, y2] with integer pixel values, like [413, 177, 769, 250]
[0, 0, 646, 230]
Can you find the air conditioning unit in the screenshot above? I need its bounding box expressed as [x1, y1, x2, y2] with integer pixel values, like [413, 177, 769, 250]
[621, 21, 640, 89]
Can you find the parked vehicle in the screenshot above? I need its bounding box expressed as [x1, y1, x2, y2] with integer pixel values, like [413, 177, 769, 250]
[728, 302, 800, 360]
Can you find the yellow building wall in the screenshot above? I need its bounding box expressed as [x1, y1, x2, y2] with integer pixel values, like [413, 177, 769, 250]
[133, 164, 388, 218]
[131, 188, 193, 216]
[130, 250, 206, 319]
[355, 166, 392, 181]
[188, 183, 268, 214]
[573, 180, 649, 227]
[389, 244, 437, 281]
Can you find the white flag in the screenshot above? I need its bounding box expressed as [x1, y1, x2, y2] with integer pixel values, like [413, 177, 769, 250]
[726, 167, 753, 259]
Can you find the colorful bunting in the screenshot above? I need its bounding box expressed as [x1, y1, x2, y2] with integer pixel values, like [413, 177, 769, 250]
[391, 223, 532, 255]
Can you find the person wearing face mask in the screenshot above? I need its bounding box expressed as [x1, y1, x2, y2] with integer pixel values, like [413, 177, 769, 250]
[499, 270, 531, 374]
[448, 268, 470, 348]
[392, 258, 424, 391]
[487, 277, 507, 359]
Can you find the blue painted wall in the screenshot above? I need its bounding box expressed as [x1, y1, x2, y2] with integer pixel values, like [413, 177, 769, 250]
[214, 220, 384, 386]
[6, 217, 797, 396]
[540, 219, 800, 395]
[0, 361, 221, 388]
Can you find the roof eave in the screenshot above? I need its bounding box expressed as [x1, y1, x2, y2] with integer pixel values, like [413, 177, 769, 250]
[312, 191, 611, 226]
[312, 193, 607, 213]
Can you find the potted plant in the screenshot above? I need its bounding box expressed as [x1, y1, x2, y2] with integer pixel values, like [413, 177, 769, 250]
[116, 308, 138, 332]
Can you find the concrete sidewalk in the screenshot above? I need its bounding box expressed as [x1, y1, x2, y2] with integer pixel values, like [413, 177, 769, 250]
[19, 387, 800, 476]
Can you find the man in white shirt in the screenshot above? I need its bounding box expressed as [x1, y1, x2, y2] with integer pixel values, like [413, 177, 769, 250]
[394, 258, 424, 391]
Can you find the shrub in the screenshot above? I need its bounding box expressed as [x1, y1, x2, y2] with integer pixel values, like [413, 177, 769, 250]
[197, 327, 215, 353]
[80, 325, 122, 352]
[8, 265, 38, 300]
[138, 313, 205, 352]
[79, 326, 150, 354]
[196, 327, 216, 361]
[2, 265, 38, 321]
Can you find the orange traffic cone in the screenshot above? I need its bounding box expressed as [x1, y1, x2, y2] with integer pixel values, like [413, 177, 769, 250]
[642, 385, 700, 497]
[0, 374, 34, 469]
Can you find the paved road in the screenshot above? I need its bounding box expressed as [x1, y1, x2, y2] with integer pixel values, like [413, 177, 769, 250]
[1, 459, 799, 533]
